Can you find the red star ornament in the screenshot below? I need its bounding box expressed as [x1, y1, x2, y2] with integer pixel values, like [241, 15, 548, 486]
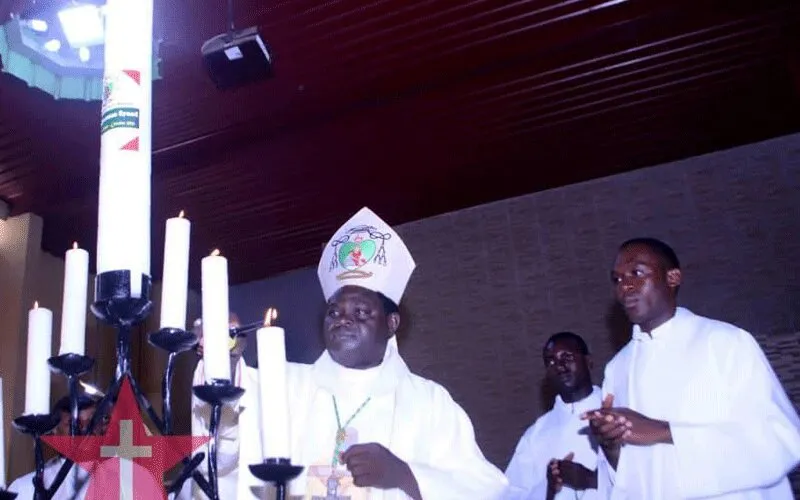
[43, 376, 209, 500]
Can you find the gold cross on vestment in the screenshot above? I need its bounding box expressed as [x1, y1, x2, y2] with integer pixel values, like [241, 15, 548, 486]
[310, 475, 351, 500]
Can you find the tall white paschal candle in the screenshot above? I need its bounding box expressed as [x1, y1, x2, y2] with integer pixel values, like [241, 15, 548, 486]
[25, 302, 53, 415]
[0, 377, 6, 488]
[159, 211, 191, 329]
[96, 0, 154, 298]
[59, 242, 89, 355]
[257, 308, 291, 458]
[201, 250, 230, 382]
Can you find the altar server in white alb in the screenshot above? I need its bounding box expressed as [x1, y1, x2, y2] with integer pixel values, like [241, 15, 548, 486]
[234, 206, 508, 499]
[179, 313, 259, 500]
[505, 332, 601, 500]
[583, 237, 800, 500]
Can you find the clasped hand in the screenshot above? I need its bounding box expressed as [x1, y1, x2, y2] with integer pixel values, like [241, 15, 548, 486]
[580, 394, 672, 448]
[547, 452, 595, 493]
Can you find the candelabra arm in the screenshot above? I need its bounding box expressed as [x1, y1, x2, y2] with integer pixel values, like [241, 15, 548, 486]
[162, 352, 178, 435]
[68, 376, 80, 437]
[207, 403, 223, 500]
[13, 415, 60, 500]
[191, 381, 245, 500]
[44, 353, 95, 498]
[127, 374, 165, 435]
[148, 326, 199, 436]
[84, 377, 121, 437]
[45, 459, 74, 500]
[192, 471, 214, 499]
[32, 436, 47, 500]
[115, 324, 132, 379]
[166, 453, 206, 496]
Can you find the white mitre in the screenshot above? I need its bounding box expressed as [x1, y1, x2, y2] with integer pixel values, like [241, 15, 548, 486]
[318, 207, 416, 305]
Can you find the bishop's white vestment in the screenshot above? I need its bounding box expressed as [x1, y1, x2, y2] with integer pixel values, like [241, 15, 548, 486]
[221, 340, 508, 499]
[504, 386, 601, 500]
[596, 307, 800, 499]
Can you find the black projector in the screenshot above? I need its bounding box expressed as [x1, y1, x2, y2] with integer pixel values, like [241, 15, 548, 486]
[201, 26, 273, 90]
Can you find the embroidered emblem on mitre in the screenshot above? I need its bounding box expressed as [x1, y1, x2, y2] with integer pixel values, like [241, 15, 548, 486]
[318, 207, 416, 305]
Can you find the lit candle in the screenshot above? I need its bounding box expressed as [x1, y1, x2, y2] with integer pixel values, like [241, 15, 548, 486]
[25, 302, 53, 415]
[0, 377, 5, 488]
[201, 249, 230, 382]
[159, 211, 191, 329]
[257, 308, 291, 458]
[59, 242, 89, 355]
[96, 0, 154, 299]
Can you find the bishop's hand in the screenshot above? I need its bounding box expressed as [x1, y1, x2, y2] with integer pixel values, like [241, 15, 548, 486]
[340, 443, 422, 500]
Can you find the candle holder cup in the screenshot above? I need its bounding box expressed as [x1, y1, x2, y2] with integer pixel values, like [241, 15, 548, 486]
[148, 328, 198, 354]
[249, 458, 304, 500]
[90, 270, 153, 328]
[0, 490, 17, 500]
[47, 354, 94, 378]
[12, 414, 60, 438]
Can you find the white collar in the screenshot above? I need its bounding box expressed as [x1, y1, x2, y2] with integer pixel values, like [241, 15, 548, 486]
[632, 306, 692, 341]
[553, 386, 602, 415]
[311, 342, 410, 397]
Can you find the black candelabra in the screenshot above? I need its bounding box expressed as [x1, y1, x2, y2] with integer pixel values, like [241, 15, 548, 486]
[6, 270, 303, 500]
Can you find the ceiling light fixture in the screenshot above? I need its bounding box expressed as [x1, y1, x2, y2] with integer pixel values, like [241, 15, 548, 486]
[28, 19, 48, 32]
[1, 1, 161, 101]
[57, 4, 105, 49]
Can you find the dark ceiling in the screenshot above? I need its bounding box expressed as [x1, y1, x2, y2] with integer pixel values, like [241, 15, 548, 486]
[1, 0, 799, 286]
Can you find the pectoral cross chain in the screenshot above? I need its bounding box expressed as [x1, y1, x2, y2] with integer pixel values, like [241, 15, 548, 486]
[331, 395, 371, 467]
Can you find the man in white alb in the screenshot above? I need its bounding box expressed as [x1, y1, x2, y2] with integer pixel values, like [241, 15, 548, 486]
[505, 332, 601, 500]
[178, 313, 259, 499]
[583, 237, 800, 499]
[232, 206, 508, 499]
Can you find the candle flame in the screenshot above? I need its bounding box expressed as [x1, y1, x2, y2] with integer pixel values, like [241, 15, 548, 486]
[72, 241, 78, 249]
[264, 307, 278, 327]
[211, 249, 220, 257]
[33, 301, 39, 309]
[179, 210, 185, 218]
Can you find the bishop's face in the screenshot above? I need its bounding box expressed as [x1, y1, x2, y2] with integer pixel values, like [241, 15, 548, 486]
[323, 285, 396, 369]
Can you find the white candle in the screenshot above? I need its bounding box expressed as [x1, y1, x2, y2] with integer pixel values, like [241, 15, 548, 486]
[0, 377, 6, 488]
[59, 242, 89, 355]
[256, 308, 291, 458]
[159, 211, 191, 329]
[96, 0, 154, 298]
[25, 302, 53, 415]
[201, 249, 230, 382]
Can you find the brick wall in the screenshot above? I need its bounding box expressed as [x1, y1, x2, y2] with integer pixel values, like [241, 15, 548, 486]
[232, 133, 800, 488]
[391, 133, 800, 469]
